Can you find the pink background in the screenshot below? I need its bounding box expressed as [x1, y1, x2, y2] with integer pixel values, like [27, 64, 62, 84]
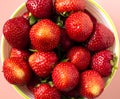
[0, 0, 120, 99]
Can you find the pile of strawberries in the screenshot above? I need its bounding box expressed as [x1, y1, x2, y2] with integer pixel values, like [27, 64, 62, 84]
[2, 0, 116, 99]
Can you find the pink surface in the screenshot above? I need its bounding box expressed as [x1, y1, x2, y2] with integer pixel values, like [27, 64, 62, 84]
[0, 0, 120, 99]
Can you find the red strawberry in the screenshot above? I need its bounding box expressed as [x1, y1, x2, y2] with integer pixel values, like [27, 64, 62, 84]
[65, 12, 93, 42]
[87, 23, 115, 52]
[55, 0, 85, 13]
[3, 17, 30, 49]
[10, 48, 30, 61]
[26, 0, 53, 18]
[3, 57, 31, 85]
[84, 9, 97, 33]
[84, 9, 97, 27]
[28, 52, 58, 78]
[79, 70, 105, 99]
[67, 46, 91, 71]
[34, 83, 61, 99]
[91, 50, 113, 77]
[52, 62, 79, 92]
[22, 11, 30, 20]
[60, 28, 73, 52]
[30, 19, 61, 51]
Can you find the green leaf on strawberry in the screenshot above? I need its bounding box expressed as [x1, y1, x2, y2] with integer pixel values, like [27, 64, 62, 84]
[29, 13, 38, 25]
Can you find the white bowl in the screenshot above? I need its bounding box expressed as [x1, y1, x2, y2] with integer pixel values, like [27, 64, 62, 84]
[1, 0, 120, 99]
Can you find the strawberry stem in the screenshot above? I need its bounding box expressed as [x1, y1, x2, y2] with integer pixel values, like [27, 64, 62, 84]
[56, 16, 64, 28]
[61, 58, 69, 62]
[29, 13, 39, 25]
[110, 54, 118, 68]
[48, 81, 54, 87]
[29, 49, 38, 52]
[60, 12, 71, 17]
[105, 55, 118, 87]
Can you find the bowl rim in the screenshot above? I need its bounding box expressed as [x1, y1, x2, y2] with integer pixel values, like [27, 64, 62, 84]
[1, 0, 120, 99]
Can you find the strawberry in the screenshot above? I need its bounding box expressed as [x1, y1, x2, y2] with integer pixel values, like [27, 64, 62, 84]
[3, 17, 30, 49]
[60, 28, 74, 52]
[91, 50, 113, 77]
[52, 62, 79, 92]
[26, 0, 53, 18]
[65, 12, 93, 42]
[34, 83, 61, 99]
[30, 19, 61, 51]
[79, 70, 105, 99]
[54, 0, 85, 13]
[28, 51, 58, 78]
[84, 9, 97, 27]
[10, 48, 30, 61]
[3, 57, 31, 85]
[86, 23, 115, 52]
[22, 11, 30, 20]
[67, 46, 91, 71]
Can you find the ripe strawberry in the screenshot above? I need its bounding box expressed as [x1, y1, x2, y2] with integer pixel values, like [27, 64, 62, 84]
[3, 17, 30, 49]
[10, 48, 30, 61]
[65, 12, 93, 42]
[34, 83, 61, 99]
[91, 50, 113, 77]
[86, 23, 115, 52]
[3, 57, 31, 85]
[79, 70, 105, 99]
[28, 52, 58, 78]
[52, 62, 79, 92]
[30, 19, 61, 51]
[67, 46, 91, 71]
[60, 28, 74, 52]
[26, 0, 53, 18]
[54, 0, 85, 13]
[84, 9, 97, 32]
[22, 11, 30, 20]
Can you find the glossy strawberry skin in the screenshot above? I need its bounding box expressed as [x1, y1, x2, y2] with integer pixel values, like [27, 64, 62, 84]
[30, 19, 61, 51]
[29, 52, 58, 78]
[26, 0, 53, 18]
[10, 48, 30, 61]
[79, 70, 105, 99]
[3, 17, 30, 49]
[91, 50, 113, 77]
[67, 46, 91, 71]
[52, 62, 79, 92]
[55, 0, 85, 13]
[34, 83, 61, 99]
[65, 12, 93, 42]
[3, 57, 31, 85]
[87, 23, 115, 52]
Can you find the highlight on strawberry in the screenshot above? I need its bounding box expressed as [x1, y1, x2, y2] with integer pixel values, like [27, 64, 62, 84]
[2, 0, 118, 99]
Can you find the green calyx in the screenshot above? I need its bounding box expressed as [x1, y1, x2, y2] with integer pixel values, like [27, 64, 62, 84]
[105, 54, 118, 86]
[60, 11, 72, 17]
[56, 16, 64, 28]
[29, 13, 40, 25]
[29, 49, 38, 53]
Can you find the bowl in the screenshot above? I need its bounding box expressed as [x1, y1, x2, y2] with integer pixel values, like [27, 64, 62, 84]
[1, 0, 120, 99]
